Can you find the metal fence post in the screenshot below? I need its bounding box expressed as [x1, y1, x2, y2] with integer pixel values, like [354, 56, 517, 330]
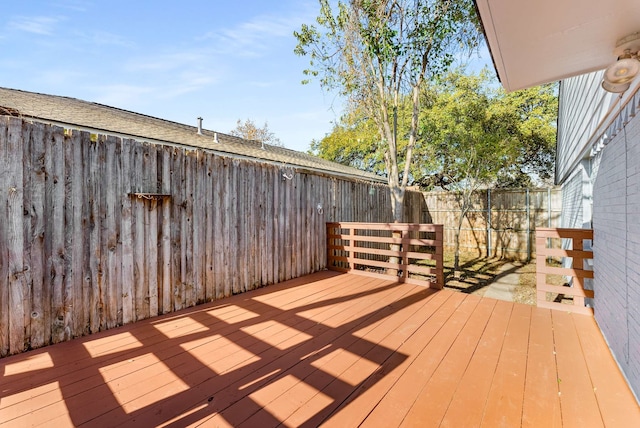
[487, 189, 492, 258]
[526, 188, 531, 261]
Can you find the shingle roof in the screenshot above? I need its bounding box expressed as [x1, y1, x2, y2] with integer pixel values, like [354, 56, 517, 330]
[0, 87, 385, 182]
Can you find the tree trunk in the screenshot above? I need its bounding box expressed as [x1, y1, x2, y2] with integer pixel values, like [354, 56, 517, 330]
[390, 184, 405, 223]
[454, 227, 461, 277]
[454, 191, 469, 277]
[388, 183, 405, 277]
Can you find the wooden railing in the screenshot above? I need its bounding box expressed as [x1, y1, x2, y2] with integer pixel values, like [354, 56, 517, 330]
[326, 222, 444, 289]
[535, 228, 594, 315]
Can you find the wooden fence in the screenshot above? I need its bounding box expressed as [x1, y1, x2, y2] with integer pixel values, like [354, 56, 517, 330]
[422, 188, 562, 260]
[0, 117, 426, 356]
[326, 222, 444, 289]
[535, 228, 594, 315]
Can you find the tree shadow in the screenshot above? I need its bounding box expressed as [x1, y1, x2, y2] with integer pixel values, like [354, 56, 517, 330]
[443, 256, 523, 295]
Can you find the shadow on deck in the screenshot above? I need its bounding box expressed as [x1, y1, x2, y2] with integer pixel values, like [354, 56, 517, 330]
[1, 271, 638, 427]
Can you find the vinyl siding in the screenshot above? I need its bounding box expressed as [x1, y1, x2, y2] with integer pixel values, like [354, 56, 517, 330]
[556, 71, 615, 184]
[560, 164, 588, 229]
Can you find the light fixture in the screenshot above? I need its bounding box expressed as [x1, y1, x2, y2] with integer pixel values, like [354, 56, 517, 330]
[602, 32, 640, 93]
[604, 50, 639, 84]
[601, 79, 631, 93]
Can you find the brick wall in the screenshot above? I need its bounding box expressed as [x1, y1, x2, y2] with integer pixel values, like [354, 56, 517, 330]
[593, 111, 640, 397]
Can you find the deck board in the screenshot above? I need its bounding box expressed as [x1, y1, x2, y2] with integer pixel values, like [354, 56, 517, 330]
[552, 310, 604, 428]
[480, 303, 531, 427]
[1, 271, 638, 427]
[522, 307, 564, 427]
[572, 314, 640, 427]
[439, 299, 513, 427]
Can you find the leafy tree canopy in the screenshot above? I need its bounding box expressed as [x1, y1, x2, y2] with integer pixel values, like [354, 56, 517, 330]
[295, 0, 481, 221]
[312, 68, 558, 190]
[309, 106, 386, 176]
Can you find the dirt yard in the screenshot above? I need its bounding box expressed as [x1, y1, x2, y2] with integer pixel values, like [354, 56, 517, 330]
[442, 251, 536, 305]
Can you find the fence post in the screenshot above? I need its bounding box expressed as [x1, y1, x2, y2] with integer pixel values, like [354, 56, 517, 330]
[526, 188, 531, 262]
[487, 189, 492, 258]
[547, 188, 551, 228]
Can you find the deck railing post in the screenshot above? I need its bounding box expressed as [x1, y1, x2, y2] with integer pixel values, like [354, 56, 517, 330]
[349, 226, 355, 271]
[401, 229, 409, 281]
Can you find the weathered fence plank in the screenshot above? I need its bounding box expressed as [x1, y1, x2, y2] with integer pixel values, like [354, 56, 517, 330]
[0, 118, 430, 356]
[132, 143, 146, 321]
[203, 152, 214, 302]
[7, 118, 26, 354]
[121, 139, 134, 324]
[147, 144, 159, 317]
[212, 155, 223, 300]
[161, 146, 172, 312]
[27, 122, 46, 348]
[70, 131, 86, 336]
[170, 148, 183, 311]
[21, 122, 33, 351]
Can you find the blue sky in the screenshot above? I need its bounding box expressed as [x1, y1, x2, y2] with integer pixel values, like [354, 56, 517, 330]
[0, 0, 346, 152]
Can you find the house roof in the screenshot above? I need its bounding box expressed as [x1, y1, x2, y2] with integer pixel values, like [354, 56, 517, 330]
[474, 0, 640, 92]
[0, 87, 385, 183]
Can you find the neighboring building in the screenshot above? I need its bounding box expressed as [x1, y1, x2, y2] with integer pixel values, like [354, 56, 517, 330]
[475, 0, 640, 397]
[0, 86, 384, 184]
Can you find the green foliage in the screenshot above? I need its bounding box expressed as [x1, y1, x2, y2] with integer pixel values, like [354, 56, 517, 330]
[495, 84, 558, 187]
[312, 68, 557, 190]
[295, 0, 481, 221]
[309, 107, 386, 175]
[415, 69, 517, 190]
[414, 70, 558, 190]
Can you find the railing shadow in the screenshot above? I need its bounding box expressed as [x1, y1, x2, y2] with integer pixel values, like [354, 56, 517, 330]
[443, 257, 523, 295]
[0, 271, 439, 427]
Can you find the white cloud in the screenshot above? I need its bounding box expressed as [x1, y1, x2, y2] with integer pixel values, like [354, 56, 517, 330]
[90, 30, 135, 48]
[52, 0, 90, 12]
[8, 16, 63, 35]
[39, 69, 86, 86]
[90, 84, 156, 107]
[199, 12, 304, 58]
[248, 80, 280, 88]
[125, 51, 211, 72]
[159, 71, 221, 98]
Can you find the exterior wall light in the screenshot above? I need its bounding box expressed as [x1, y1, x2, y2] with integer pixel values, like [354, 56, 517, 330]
[602, 33, 640, 93]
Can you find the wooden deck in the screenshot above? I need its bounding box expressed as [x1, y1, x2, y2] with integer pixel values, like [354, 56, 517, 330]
[1, 271, 638, 427]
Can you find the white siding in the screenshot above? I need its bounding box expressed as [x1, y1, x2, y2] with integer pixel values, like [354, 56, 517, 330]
[560, 161, 591, 229]
[556, 71, 616, 183]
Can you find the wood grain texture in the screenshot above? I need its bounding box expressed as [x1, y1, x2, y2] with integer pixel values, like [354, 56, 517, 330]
[0, 119, 427, 356]
[2, 273, 637, 427]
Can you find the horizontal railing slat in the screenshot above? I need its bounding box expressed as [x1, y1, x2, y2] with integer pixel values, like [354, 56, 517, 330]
[536, 264, 594, 279]
[536, 281, 595, 298]
[535, 228, 594, 316]
[326, 222, 444, 289]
